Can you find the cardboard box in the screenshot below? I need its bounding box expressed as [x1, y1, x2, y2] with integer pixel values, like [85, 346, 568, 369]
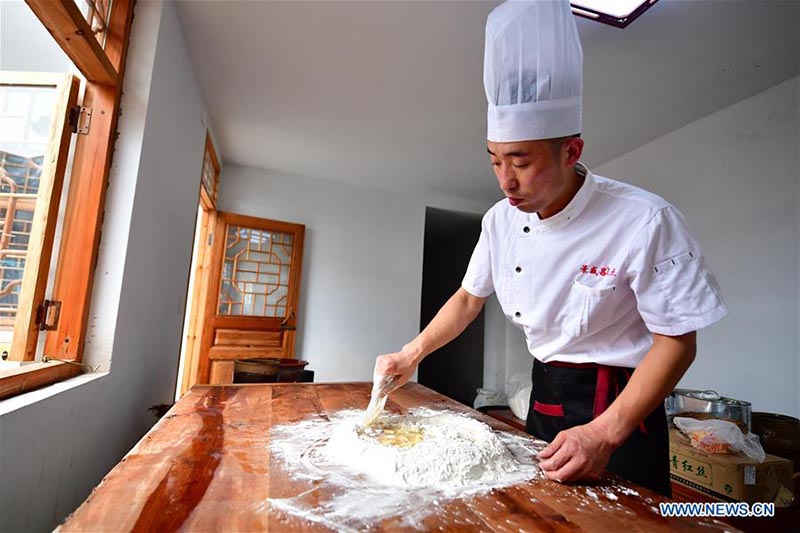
[669, 429, 795, 506]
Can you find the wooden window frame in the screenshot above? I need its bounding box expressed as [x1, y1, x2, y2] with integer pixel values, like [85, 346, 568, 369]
[0, 0, 135, 400]
[2, 72, 80, 362]
[178, 133, 220, 396]
[199, 132, 220, 210]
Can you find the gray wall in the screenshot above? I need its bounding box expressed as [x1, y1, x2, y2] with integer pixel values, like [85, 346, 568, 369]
[0, 0, 71, 72]
[0, 2, 210, 530]
[219, 165, 488, 383]
[598, 77, 800, 418]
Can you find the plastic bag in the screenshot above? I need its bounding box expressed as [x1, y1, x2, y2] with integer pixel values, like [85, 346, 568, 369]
[507, 372, 532, 421]
[473, 388, 507, 410]
[674, 416, 766, 463]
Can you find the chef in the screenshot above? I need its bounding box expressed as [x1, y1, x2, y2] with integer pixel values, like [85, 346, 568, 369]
[373, 0, 728, 496]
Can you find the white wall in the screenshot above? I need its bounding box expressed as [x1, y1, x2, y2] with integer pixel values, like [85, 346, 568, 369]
[0, 2, 211, 530]
[498, 78, 800, 419]
[0, 0, 71, 72]
[597, 77, 799, 417]
[219, 165, 489, 383]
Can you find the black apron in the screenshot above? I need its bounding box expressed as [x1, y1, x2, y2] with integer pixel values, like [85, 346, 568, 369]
[526, 359, 672, 497]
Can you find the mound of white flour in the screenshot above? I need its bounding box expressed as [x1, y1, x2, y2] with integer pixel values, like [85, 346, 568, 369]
[322, 412, 519, 489]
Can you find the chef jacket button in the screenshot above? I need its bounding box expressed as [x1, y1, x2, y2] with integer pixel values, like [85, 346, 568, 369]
[523, 226, 530, 233]
[514, 311, 521, 318]
[515, 266, 522, 273]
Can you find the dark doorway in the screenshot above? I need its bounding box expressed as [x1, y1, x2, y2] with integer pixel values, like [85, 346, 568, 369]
[418, 207, 484, 407]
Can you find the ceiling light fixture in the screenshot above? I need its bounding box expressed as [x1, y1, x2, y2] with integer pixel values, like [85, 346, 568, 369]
[571, 0, 660, 28]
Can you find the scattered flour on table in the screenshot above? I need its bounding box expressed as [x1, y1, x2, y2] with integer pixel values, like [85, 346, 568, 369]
[266, 408, 544, 531]
[616, 486, 640, 497]
[603, 490, 619, 501]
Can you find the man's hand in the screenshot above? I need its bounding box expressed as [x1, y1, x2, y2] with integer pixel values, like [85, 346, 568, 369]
[537, 419, 617, 483]
[374, 345, 422, 393]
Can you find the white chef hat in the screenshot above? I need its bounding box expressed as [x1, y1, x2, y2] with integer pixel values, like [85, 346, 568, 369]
[484, 0, 583, 142]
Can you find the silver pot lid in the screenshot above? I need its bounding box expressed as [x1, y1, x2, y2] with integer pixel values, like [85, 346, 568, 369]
[673, 388, 751, 407]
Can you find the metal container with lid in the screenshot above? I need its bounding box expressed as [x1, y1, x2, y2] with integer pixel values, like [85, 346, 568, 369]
[666, 389, 752, 431]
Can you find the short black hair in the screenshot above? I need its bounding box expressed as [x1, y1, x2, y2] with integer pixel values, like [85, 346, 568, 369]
[549, 133, 581, 157]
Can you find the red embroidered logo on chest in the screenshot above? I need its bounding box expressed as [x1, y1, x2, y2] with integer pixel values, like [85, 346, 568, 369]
[580, 265, 616, 277]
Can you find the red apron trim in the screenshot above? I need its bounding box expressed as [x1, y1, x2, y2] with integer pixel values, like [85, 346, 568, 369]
[533, 401, 565, 417]
[539, 361, 649, 436]
[593, 366, 613, 419]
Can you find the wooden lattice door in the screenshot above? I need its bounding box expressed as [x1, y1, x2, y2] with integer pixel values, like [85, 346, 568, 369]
[197, 212, 305, 384]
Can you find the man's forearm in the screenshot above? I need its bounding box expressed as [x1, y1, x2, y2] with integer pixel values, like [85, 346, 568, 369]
[594, 332, 697, 447]
[404, 287, 486, 363]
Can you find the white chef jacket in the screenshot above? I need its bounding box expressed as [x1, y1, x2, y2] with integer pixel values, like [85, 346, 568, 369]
[462, 163, 729, 368]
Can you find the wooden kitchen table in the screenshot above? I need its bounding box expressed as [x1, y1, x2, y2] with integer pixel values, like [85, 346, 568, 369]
[60, 383, 738, 532]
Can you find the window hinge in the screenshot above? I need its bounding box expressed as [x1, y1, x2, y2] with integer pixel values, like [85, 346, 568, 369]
[36, 300, 62, 331]
[68, 106, 92, 134]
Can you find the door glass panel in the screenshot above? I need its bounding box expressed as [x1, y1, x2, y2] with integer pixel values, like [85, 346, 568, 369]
[218, 225, 294, 317]
[267, 285, 288, 306]
[0, 85, 57, 354]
